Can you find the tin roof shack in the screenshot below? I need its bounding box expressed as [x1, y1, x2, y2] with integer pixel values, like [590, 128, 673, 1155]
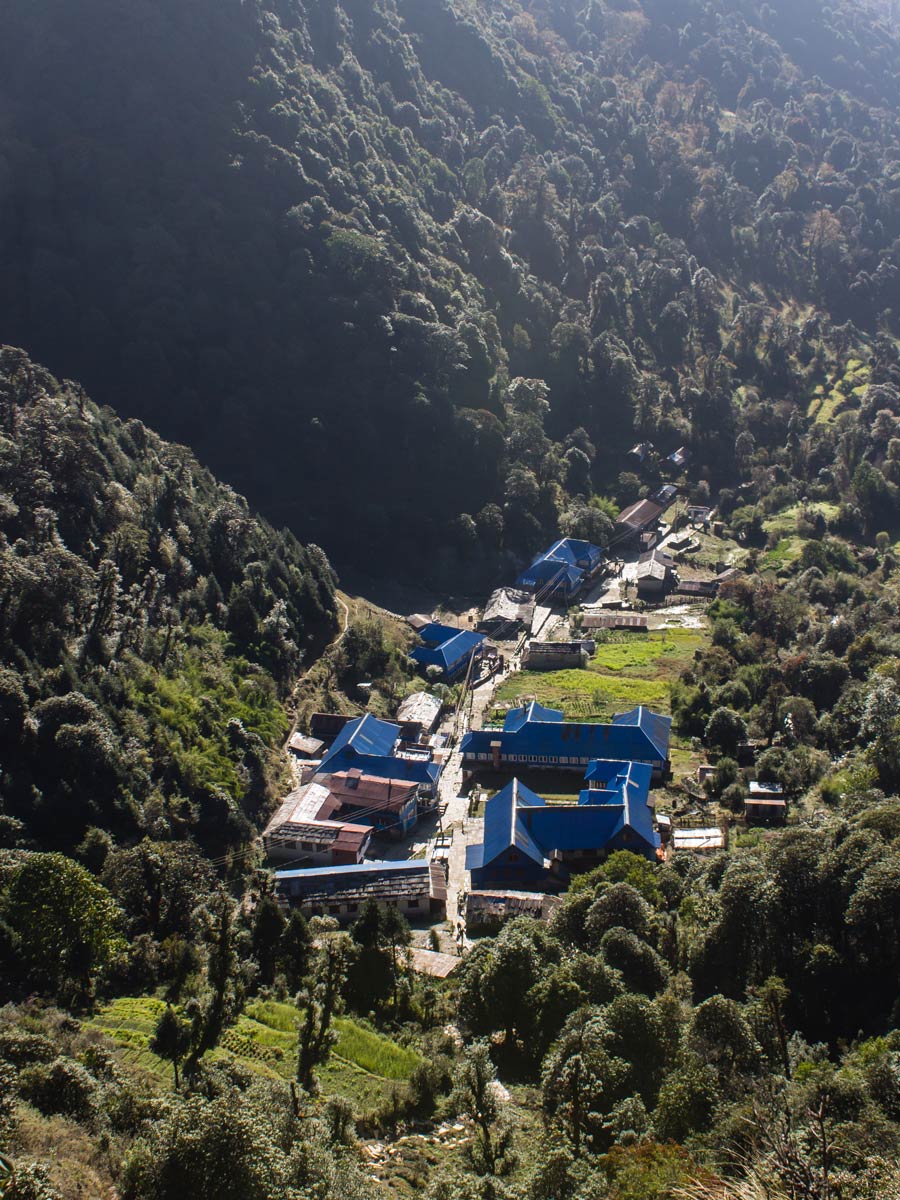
[515, 539, 604, 603]
[466, 766, 660, 889]
[276, 860, 447, 923]
[628, 441, 654, 464]
[262, 783, 373, 866]
[479, 587, 535, 636]
[523, 640, 594, 671]
[396, 692, 443, 742]
[409, 948, 461, 978]
[636, 549, 677, 599]
[672, 826, 727, 853]
[614, 498, 664, 543]
[288, 732, 325, 759]
[410, 623, 486, 682]
[462, 701, 672, 781]
[465, 889, 562, 933]
[651, 484, 678, 508]
[675, 578, 719, 598]
[666, 446, 690, 470]
[582, 613, 649, 632]
[745, 781, 786, 824]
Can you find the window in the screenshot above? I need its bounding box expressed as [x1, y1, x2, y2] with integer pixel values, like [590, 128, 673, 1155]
[346, 903, 358, 914]
[329, 904, 341, 914]
[407, 898, 420, 908]
[301, 841, 315, 851]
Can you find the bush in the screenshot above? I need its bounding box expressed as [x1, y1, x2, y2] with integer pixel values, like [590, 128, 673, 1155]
[17, 1058, 100, 1126]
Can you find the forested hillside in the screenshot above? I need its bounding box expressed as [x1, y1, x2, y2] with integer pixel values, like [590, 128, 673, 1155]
[2, 0, 900, 577]
[0, 344, 337, 862]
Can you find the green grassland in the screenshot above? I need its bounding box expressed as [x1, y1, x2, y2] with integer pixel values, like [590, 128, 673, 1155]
[493, 628, 706, 720]
[90, 995, 421, 1112]
[806, 358, 870, 424]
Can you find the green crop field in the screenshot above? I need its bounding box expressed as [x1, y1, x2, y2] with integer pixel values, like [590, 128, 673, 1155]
[493, 627, 706, 719]
[90, 995, 422, 1111]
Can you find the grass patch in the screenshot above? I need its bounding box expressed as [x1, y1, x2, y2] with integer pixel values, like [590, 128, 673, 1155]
[760, 537, 804, 570]
[494, 629, 706, 719]
[763, 501, 840, 538]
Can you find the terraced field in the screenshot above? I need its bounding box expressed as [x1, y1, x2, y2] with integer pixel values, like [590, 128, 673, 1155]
[90, 995, 422, 1112]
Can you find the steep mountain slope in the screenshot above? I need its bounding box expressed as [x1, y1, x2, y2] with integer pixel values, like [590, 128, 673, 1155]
[0, 344, 337, 857]
[1, 0, 899, 578]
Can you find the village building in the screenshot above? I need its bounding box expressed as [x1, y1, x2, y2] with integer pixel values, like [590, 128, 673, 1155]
[465, 889, 562, 932]
[315, 712, 442, 798]
[636, 548, 677, 599]
[687, 505, 713, 526]
[666, 446, 690, 470]
[523, 639, 593, 671]
[406, 613, 432, 632]
[515, 538, 604, 603]
[614, 497, 664, 543]
[275, 859, 447, 922]
[745, 781, 787, 824]
[309, 712, 353, 745]
[396, 692, 443, 742]
[628, 441, 654, 464]
[675, 578, 718, 598]
[288, 732, 325, 759]
[581, 613, 649, 632]
[479, 586, 535, 636]
[410, 622, 486, 682]
[461, 701, 672, 781]
[651, 483, 678, 508]
[261, 782, 374, 866]
[318, 769, 421, 837]
[466, 765, 660, 889]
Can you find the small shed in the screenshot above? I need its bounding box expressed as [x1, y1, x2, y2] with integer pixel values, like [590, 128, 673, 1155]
[582, 613, 649, 632]
[407, 614, 432, 632]
[523, 640, 593, 671]
[672, 827, 726, 853]
[408, 947, 461, 978]
[288, 732, 325, 759]
[636, 550, 677, 598]
[675, 579, 718, 598]
[745, 781, 786, 825]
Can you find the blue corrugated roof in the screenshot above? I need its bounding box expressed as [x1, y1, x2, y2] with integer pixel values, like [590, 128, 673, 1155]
[461, 704, 670, 765]
[411, 629, 485, 676]
[418, 622, 461, 646]
[319, 749, 440, 787]
[505, 700, 564, 733]
[612, 707, 672, 761]
[468, 771, 659, 876]
[481, 779, 549, 869]
[319, 713, 400, 775]
[582, 759, 653, 809]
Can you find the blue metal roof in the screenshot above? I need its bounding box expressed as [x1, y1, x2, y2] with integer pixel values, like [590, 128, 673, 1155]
[318, 713, 400, 774]
[411, 629, 485, 676]
[505, 700, 564, 733]
[514, 538, 603, 596]
[582, 759, 653, 809]
[418, 622, 462, 646]
[480, 779, 547, 869]
[468, 771, 659, 875]
[319, 749, 440, 787]
[461, 704, 671, 764]
[612, 707, 672, 761]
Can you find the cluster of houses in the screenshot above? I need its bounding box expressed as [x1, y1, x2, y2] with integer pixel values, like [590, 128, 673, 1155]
[268, 702, 451, 919]
[462, 701, 671, 891]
